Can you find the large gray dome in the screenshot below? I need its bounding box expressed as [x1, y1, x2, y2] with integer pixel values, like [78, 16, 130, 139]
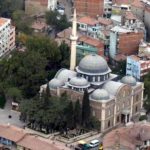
[121, 76, 136, 86]
[78, 54, 109, 74]
[49, 79, 64, 89]
[69, 77, 89, 87]
[91, 89, 109, 101]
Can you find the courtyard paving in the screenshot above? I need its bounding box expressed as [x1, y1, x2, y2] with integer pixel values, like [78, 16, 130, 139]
[0, 99, 25, 128]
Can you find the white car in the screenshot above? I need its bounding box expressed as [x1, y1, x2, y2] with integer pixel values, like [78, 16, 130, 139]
[89, 139, 100, 148]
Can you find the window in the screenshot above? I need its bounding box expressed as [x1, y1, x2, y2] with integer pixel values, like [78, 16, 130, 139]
[136, 95, 139, 101]
[93, 110, 95, 116]
[108, 120, 110, 127]
[117, 115, 120, 122]
[135, 106, 138, 112]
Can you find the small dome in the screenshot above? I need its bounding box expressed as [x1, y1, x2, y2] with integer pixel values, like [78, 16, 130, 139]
[69, 77, 89, 87]
[78, 54, 109, 74]
[49, 79, 64, 89]
[91, 89, 109, 101]
[121, 76, 136, 86]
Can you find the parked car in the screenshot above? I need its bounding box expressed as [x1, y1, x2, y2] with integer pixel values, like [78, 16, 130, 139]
[75, 140, 90, 150]
[89, 139, 100, 148]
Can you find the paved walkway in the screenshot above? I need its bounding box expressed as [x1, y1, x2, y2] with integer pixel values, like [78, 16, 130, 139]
[0, 99, 25, 128]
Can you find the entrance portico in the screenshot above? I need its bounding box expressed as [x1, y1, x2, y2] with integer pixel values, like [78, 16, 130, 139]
[121, 109, 130, 124]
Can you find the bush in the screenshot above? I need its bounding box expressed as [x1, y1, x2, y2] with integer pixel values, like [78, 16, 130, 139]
[0, 95, 6, 108]
[139, 115, 147, 121]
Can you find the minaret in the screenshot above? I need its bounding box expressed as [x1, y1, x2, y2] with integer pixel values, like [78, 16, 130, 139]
[70, 9, 78, 70]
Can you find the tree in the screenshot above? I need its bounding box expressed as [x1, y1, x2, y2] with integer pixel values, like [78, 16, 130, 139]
[7, 87, 22, 102]
[74, 100, 82, 126]
[139, 115, 147, 121]
[45, 10, 58, 26]
[82, 90, 91, 127]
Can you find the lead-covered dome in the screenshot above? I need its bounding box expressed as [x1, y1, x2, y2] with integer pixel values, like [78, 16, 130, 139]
[49, 79, 64, 89]
[69, 77, 89, 87]
[77, 54, 109, 74]
[121, 76, 136, 86]
[90, 89, 110, 101]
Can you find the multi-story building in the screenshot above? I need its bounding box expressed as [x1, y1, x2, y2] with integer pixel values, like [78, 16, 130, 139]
[25, 0, 57, 15]
[0, 18, 15, 57]
[126, 41, 150, 80]
[77, 36, 104, 60]
[109, 25, 144, 61]
[74, 0, 104, 17]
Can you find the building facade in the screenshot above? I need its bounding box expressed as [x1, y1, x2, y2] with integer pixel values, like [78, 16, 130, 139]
[74, 0, 104, 17]
[0, 18, 15, 58]
[109, 26, 144, 61]
[25, 0, 57, 15]
[126, 42, 150, 80]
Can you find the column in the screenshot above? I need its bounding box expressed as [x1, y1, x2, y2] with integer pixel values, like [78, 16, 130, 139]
[101, 103, 106, 132]
[113, 102, 116, 126]
[125, 114, 128, 124]
[130, 90, 134, 118]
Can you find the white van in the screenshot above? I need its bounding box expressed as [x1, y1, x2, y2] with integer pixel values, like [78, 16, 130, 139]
[89, 139, 99, 148]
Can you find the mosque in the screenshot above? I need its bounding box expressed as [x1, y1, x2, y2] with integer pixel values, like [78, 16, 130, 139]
[40, 10, 144, 132]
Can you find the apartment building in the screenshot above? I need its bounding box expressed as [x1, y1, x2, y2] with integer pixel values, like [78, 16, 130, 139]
[0, 18, 15, 58]
[74, 0, 104, 17]
[126, 41, 150, 80]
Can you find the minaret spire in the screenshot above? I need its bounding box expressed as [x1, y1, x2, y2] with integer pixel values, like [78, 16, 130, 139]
[70, 8, 78, 70]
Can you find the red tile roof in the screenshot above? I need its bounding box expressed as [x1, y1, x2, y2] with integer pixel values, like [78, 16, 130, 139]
[103, 122, 150, 150]
[131, 0, 145, 8]
[125, 11, 137, 20]
[98, 17, 113, 26]
[78, 16, 99, 26]
[79, 36, 104, 47]
[0, 18, 9, 26]
[17, 134, 60, 150]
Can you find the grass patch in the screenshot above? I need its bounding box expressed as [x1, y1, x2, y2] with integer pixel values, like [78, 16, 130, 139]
[0, 95, 6, 108]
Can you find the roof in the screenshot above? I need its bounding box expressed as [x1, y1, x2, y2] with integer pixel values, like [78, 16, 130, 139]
[17, 134, 59, 150]
[103, 122, 150, 150]
[98, 17, 113, 26]
[79, 36, 104, 47]
[78, 16, 99, 26]
[112, 0, 134, 5]
[131, 0, 145, 8]
[114, 54, 127, 61]
[125, 11, 137, 20]
[31, 21, 47, 30]
[0, 18, 9, 26]
[128, 55, 141, 61]
[0, 125, 60, 150]
[103, 81, 124, 96]
[111, 26, 132, 33]
[0, 125, 26, 142]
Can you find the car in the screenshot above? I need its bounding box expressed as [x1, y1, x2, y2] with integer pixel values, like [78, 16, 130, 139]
[89, 139, 100, 148]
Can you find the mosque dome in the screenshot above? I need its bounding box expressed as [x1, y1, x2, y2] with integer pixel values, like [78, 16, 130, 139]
[77, 54, 109, 74]
[121, 76, 136, 86]
[69, 77, 89, 87]
[49, 79, 64, 89]
[91, 89, 110, 101]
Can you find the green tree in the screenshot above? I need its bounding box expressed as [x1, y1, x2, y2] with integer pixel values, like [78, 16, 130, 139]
[74, 100, 82, 126]
[82, 90, 91, 127]
[7, 87, 22, 102]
